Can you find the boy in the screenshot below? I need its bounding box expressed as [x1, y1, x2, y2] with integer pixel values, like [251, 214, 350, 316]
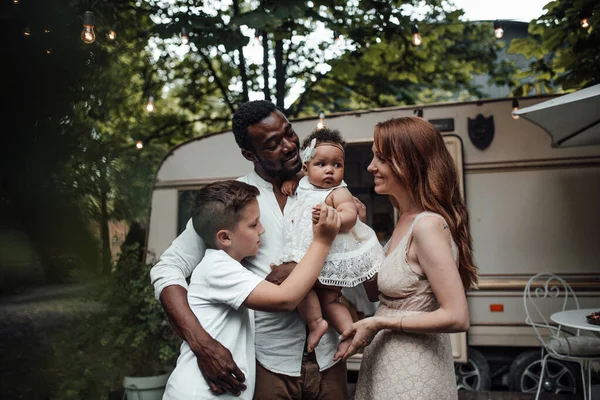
[163, 180, 340, 399]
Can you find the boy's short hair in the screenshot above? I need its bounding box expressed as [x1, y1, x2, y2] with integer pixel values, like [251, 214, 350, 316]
[301, 128, 346, 150]
[191, 180, 260, 249]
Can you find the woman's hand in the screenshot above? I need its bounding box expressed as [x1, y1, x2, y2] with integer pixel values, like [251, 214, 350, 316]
[353, 196, 367, 223]
[339, 317, 383, 361]
[312, 204, 341, 244]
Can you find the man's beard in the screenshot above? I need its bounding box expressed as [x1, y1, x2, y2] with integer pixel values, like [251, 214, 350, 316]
[258, 156, 301, 180]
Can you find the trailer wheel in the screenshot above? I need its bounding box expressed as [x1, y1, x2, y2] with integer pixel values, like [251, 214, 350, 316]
[455, 347, 491, 391]
[507, 350, 581, 395]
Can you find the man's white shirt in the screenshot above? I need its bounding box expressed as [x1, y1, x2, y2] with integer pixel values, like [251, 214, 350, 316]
[150, 171, 340, 377]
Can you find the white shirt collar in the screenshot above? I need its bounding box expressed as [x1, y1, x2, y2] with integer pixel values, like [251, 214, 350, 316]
[246, 170, 274, 191]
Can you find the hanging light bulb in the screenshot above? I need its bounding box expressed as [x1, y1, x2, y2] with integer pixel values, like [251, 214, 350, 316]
[145, 95, 155, 112]
[333, 31, 340, 41]
[44, 29, 50, 34]
[24, 27, 31, 36]
[107, 25, 117, 40]
[493, 20, 504, 39]
[136, 141, 144, 150]
[13, 0, 19, 4]
[512, 99, 520, 120]
[181, 27, 189, 45]
[411, 25, 422, 46]
[579, 12, 590, 29]
[81, 11, 96, 44]
[46, 48, 52, 55]
[317, 111, 325, 130]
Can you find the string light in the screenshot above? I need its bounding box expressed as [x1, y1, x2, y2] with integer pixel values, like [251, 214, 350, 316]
[579, 12, 590, 29]
[333, 31, 340, 41]
[145, 95, 155, 112]
[181, 27, 189, 45]
[24, 27, 31, 36]
[46, 48, 52, 55]
[12, 0, 19, 4]
[44, 29, 50, 34]
[136, 141, 144, 150]
[493, 20, 504, 39]
[411, 25, 422, 46]
[107, 25, 117, 40]
[317, 111, 325, 130]
[81, 11, 96, 44]
[512, 99, 519, 119]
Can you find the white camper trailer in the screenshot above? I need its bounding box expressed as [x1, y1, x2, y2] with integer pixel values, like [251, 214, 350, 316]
[145, 96, 600, 394]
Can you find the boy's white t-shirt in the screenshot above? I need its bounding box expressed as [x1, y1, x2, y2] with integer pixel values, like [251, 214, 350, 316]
[163, 249, 264, 400]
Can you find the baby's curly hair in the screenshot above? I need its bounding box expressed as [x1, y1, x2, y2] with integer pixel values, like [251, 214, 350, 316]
[301, 128, 346, 150]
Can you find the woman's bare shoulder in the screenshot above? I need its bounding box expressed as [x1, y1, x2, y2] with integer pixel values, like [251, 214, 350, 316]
[412, 214, 451, 243]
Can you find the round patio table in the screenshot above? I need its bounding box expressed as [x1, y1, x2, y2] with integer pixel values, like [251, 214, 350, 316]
[550, 308, 600, 333]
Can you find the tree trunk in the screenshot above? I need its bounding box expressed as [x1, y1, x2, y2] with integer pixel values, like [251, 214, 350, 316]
[274, 39, 285, 109]
[262, 33, 270, 102]
[100, 188, 111, 275]
[232, 0, 249, 103]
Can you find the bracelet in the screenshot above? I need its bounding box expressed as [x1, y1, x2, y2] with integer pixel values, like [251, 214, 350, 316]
[400, 316, 406, 332]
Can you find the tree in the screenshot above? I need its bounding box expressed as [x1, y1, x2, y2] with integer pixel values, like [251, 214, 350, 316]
[290, 11, 513, 115]
[507, 0, 600, 95]
[1, 0, 175, 278]
[152, 0, 511, 119]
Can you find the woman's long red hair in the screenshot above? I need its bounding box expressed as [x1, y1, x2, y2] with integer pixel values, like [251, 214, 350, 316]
[374, 117, 478, 289]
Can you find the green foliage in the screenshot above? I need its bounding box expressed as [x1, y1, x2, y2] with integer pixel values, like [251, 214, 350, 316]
[507, 0, 600, 94]
[100, 244, 181, 377]
[45, 245, 180, 399]
[152, 0, 510, 118]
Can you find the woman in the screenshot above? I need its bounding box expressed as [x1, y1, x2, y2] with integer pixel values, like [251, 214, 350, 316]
[339, 117, 478, 400]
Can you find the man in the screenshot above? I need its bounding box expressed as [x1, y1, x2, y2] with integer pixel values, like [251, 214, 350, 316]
[151, 100, 348, 399]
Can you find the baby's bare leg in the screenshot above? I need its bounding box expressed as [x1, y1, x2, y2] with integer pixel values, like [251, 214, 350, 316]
[315, 287, 355, 360]
[297, 289, 329, 353]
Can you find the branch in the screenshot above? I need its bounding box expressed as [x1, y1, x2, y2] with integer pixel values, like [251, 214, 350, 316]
[112, 116, 231, 155]
[144, 116, 230, 143]
[286, 73, 327, 117]
[199, 50, 236, 114]
[325, 75, 386, 108]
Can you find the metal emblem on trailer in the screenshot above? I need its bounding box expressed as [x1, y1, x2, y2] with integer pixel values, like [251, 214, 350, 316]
[468, 114, 495, 150]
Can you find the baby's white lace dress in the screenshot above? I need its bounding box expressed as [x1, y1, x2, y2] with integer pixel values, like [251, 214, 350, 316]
[278, 177, 384, 287]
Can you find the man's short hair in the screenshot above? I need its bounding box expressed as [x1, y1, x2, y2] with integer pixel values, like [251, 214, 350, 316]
[232, 100, 282, 151]
[301, 128, 346, 150]
[191, 180, 260, 249]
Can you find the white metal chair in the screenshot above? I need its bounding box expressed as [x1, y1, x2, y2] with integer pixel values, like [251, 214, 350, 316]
[524, 272, 600, 400]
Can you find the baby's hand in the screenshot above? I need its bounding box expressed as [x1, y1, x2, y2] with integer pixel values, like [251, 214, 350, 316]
[312, 204, 338, 224]
[281, 179, 299, 196]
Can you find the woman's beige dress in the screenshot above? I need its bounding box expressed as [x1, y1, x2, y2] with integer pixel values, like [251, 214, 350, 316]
[354, 212, 459, 400]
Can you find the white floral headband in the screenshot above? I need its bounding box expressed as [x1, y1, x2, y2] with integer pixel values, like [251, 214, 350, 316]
[301, 138, 345, 163]
[301, 138, 317, 163]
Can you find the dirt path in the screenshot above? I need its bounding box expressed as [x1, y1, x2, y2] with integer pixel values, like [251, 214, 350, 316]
[0, 284, 103, 399]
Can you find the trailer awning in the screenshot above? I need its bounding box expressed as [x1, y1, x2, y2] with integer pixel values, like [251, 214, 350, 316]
[513, 84, 600, 148]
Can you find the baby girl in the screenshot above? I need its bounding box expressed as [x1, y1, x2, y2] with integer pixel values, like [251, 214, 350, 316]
[278, 128, 384, 359]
